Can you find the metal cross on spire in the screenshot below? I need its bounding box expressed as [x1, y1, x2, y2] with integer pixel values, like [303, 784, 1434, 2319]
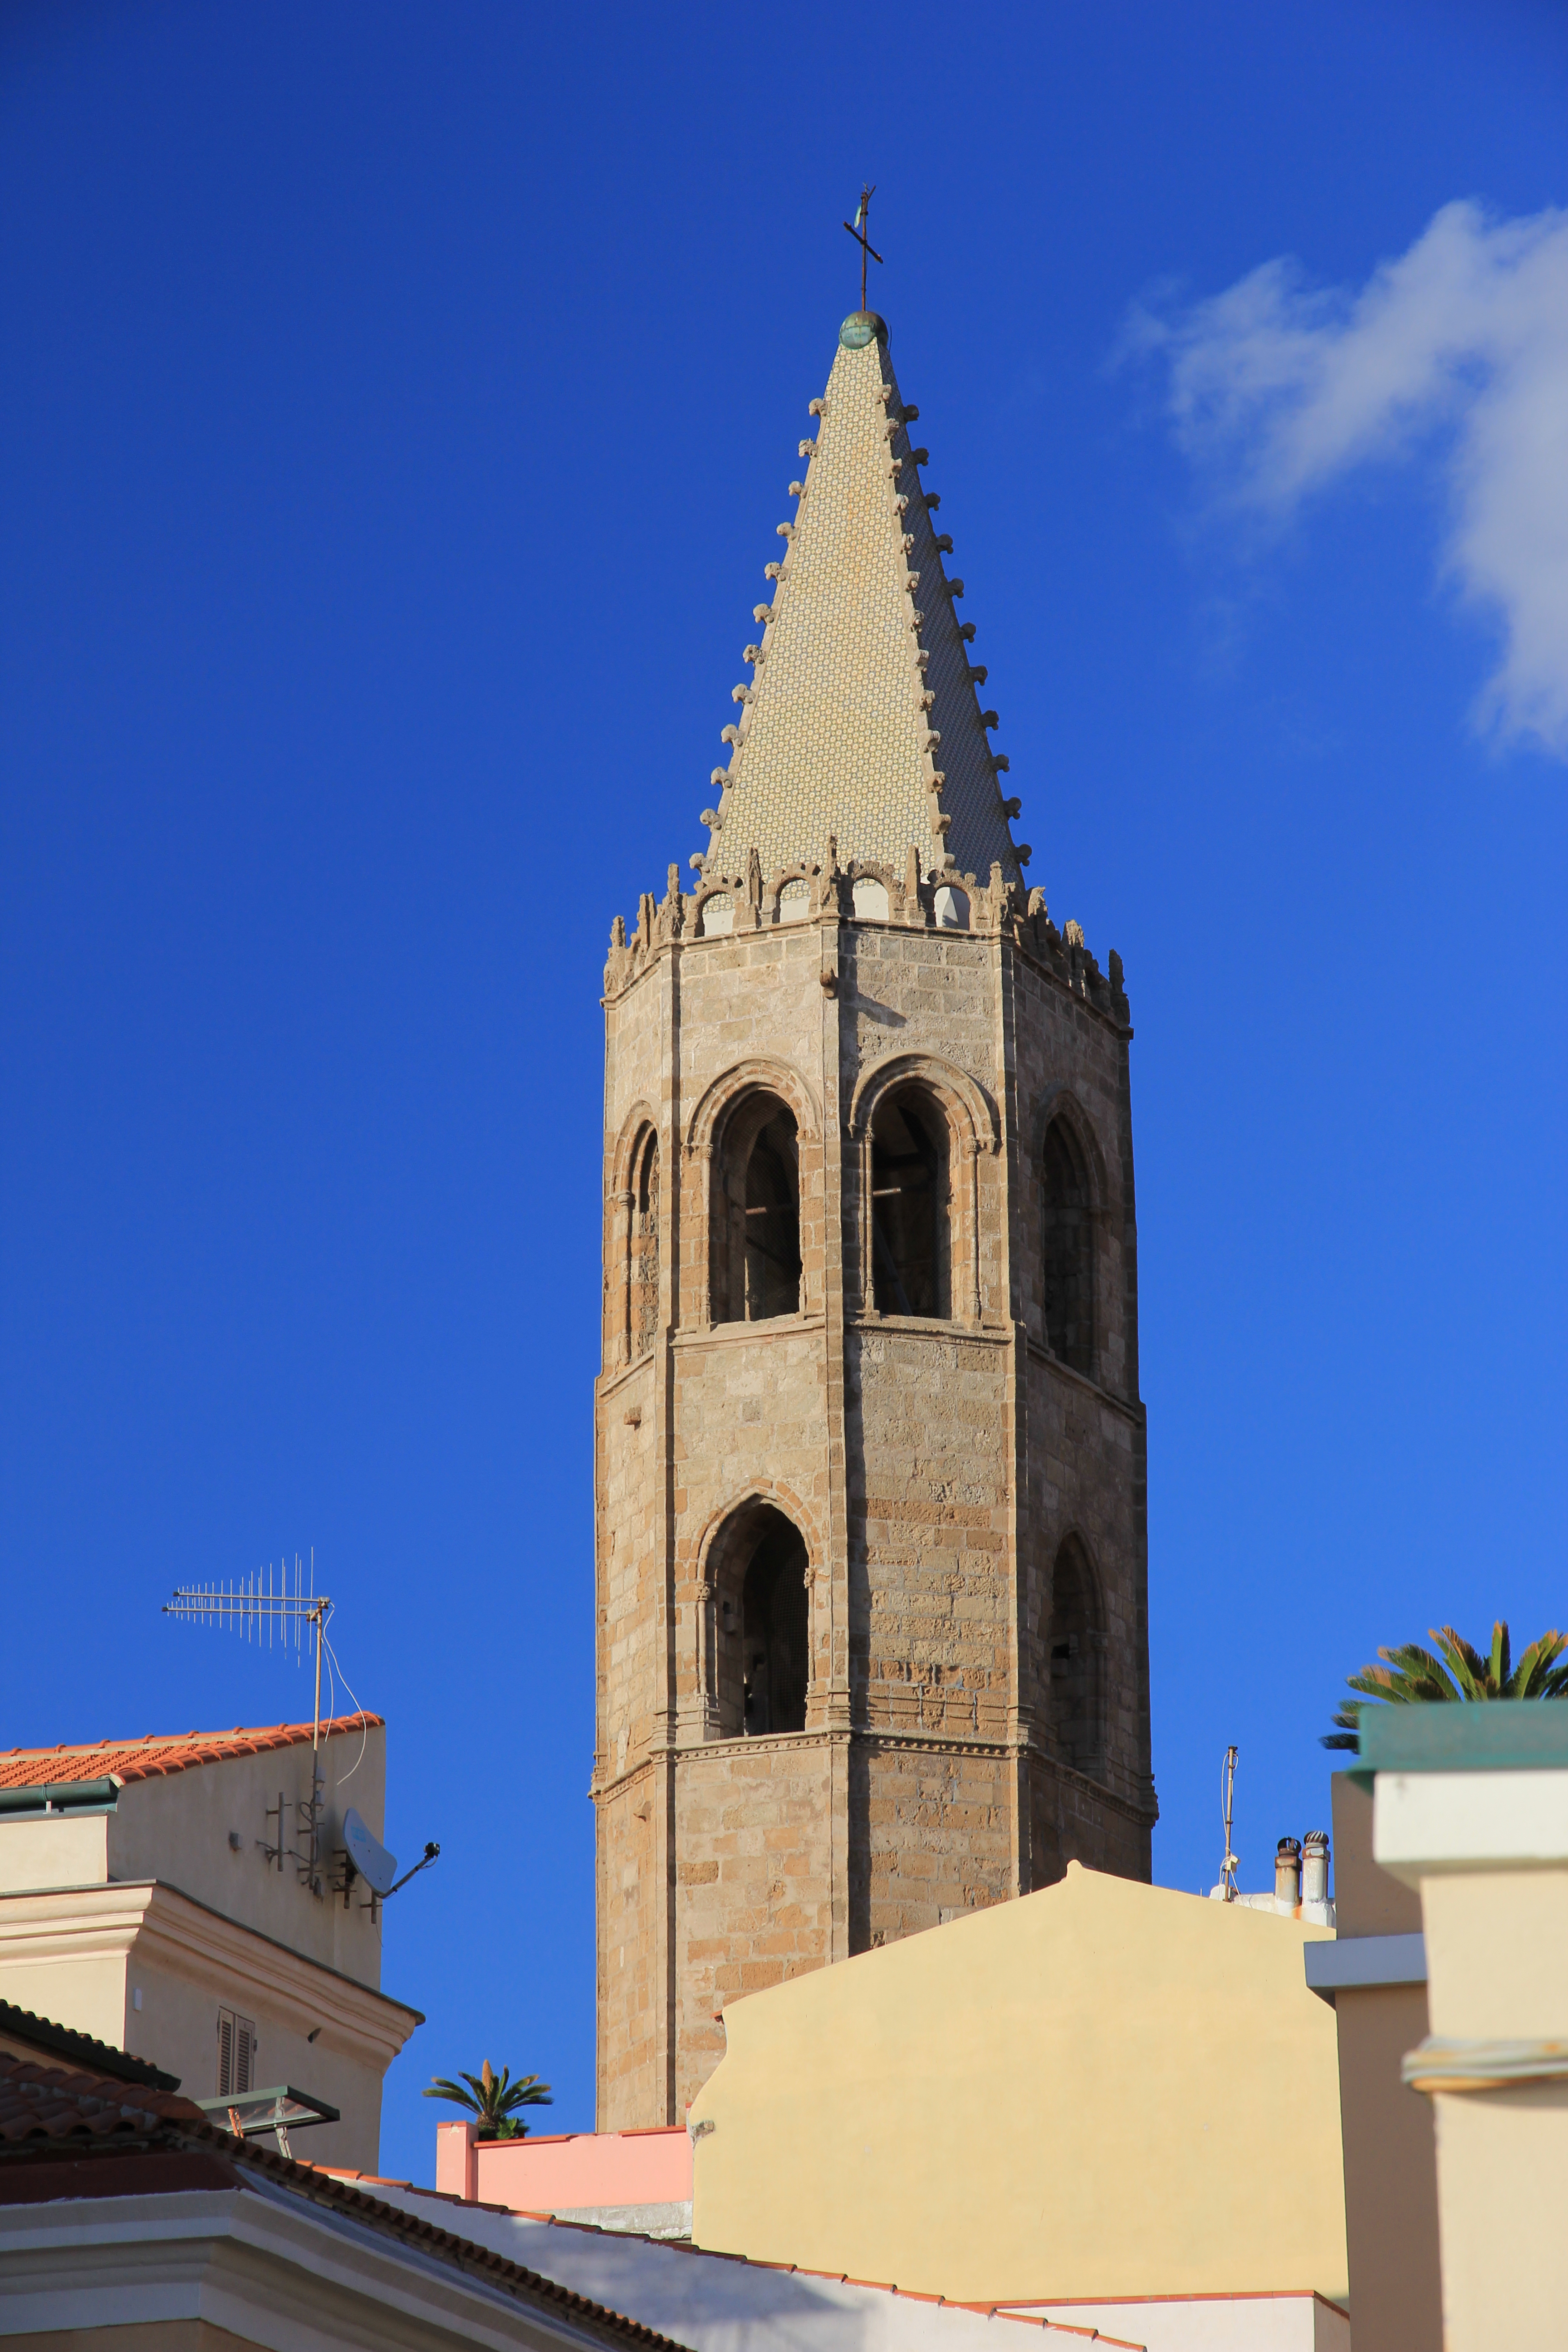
[843, 183, 883, 314]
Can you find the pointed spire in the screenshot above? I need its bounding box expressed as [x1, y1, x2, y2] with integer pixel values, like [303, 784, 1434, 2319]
[698, 314, 1023, 891]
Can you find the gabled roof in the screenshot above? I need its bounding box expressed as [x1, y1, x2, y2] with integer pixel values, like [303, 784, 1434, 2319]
[0, 1712, 382, 1788]
[699, 312, 1024, 892]
[0, 2053, 690, 2352]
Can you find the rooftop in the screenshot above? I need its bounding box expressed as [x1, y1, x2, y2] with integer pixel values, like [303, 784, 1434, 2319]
[0, 2050, 689, 2352]
[0, 1998, 181, 2092]
[0, 1711, 382, 1789]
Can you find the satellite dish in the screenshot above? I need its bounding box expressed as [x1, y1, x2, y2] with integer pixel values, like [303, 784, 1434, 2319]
[343, 1806, 398, 1896]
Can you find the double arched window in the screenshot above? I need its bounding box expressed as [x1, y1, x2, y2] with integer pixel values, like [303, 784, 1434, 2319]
[869, 1088, 950, 1319]
[1041, 1116, 1094, 1377]
[711, 1093, 802, 1324]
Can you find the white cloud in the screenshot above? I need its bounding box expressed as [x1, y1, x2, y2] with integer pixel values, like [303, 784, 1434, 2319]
[1132, 201, 1568, 757]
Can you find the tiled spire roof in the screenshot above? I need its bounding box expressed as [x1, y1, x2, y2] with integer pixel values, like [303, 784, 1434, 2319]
[698, 313, 1024, 889]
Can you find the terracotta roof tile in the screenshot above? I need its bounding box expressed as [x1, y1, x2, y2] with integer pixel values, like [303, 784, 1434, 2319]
[0, 2053, 203, 2144]
[0, 1999, 181, 2092]
[0, 1712, 382, 1789]
[0, 2053, 690, 2352]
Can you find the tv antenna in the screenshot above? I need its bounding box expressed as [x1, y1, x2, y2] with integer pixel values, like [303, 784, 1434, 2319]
[1218, 1743, 1240, 1901]
[164, 1552, 334, 1751]
[164, 1553, 343, 1891]
[162, 1554, 440, 1915]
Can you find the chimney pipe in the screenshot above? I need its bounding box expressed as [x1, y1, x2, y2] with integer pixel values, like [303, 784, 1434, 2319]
[1302, 1830, 1330, 1908]
[1274, 1836, 1302, 1909]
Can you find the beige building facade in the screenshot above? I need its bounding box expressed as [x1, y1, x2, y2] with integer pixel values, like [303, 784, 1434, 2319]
[1367, 1703, 1568, 2352]
[0, 1715, 420, 2170]
[686, 1863, 1347, 2306]
[594, 309, 1155, 2130]
[1303, 1773, 1441, 2352]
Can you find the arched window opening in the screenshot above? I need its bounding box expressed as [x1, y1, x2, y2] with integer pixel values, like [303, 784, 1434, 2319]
[713, 1096, 801, 1325]
[1049, 1535, 1103, 1779]
[871, 1091, 949, 1318]
[630, 1130, 660, 1359]
[740, 1515, 809, 1736]
[1042, 1117, 1094, 1377]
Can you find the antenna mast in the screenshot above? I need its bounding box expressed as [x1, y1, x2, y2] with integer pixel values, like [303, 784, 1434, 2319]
[164, 1554, 338, 1892]
[1219, 1743, 1240, 1901]
[164, 1553, 334, 1750]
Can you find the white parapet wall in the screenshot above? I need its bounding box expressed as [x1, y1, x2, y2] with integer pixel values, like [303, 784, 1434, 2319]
[1010, 2294, 1349, 2352]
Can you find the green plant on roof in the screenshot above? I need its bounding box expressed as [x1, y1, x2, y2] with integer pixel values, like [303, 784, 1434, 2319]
[421, 2060, 553, 2141]
[1323, 1621, 1568, 1753]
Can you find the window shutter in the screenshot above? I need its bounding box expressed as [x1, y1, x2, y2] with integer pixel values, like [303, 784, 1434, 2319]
[217, 2007, 257, 2097]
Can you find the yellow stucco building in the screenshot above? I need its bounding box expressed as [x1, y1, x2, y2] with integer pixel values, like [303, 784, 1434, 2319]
[690, 1862, 1346, 2309]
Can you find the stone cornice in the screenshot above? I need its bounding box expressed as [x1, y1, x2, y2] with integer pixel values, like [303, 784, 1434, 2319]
[669, 1311, 828, 1357]
[1024, 1336, 1146, 1426]
[591, 1730, 1157, 1828]
[0, 1881, 422, 2063]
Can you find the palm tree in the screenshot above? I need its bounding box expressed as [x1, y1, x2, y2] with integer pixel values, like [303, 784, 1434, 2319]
[1324, 1620, 1568, 1752]
[421, 2059, 554, 2140]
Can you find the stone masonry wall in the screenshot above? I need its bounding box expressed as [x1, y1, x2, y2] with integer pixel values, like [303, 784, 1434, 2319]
[671, 1736, 835, 2119]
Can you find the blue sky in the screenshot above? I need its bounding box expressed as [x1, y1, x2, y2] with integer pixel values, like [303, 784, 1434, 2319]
[3, 2, 1565, 2181]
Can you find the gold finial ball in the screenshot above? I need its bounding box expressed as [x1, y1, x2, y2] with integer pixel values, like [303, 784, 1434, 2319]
[839, 311, 888, 350]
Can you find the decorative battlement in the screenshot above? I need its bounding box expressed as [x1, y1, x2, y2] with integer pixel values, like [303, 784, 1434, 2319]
[604, 848, 1130, 1026]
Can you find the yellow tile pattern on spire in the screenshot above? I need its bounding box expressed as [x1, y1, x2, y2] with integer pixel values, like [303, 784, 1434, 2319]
[704, 322, 1022, 890]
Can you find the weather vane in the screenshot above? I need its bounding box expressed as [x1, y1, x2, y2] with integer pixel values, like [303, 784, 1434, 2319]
[843, 183, 883, 314]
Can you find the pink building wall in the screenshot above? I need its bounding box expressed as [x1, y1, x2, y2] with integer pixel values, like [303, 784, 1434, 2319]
[436, 2120, 692, 2212]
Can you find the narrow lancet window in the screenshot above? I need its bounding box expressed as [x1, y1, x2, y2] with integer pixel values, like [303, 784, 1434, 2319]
[1042, 1117, 1094, 1377]
[630, 1130, 660, 1358]
[871, 1091, 949, 1318]
[1049, 1535, 1103, 1779]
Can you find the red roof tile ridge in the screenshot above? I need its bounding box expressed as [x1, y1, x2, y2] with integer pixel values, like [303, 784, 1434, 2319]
[0, 2051, 206, 2143]
[0, 1712, 384, 1788]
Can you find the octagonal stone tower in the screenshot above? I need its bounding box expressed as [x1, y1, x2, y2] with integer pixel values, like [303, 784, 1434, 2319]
[594, 309, 1156, 2131]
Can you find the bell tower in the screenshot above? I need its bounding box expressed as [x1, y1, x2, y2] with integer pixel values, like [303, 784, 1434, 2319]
[594, 307, 1155, 2131]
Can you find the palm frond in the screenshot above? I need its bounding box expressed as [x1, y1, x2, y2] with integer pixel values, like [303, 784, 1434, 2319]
[1513, 1629, 1568, 1698]
[421, 2077, 482, 2112]
[495, 2074, 554, 2113]
[420, 2063, 552, 2130]
[1326, 1618, 1568, 1751]
[1431, 1628, 1490, 1699]
[1382, 1642, 1464, 1701]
